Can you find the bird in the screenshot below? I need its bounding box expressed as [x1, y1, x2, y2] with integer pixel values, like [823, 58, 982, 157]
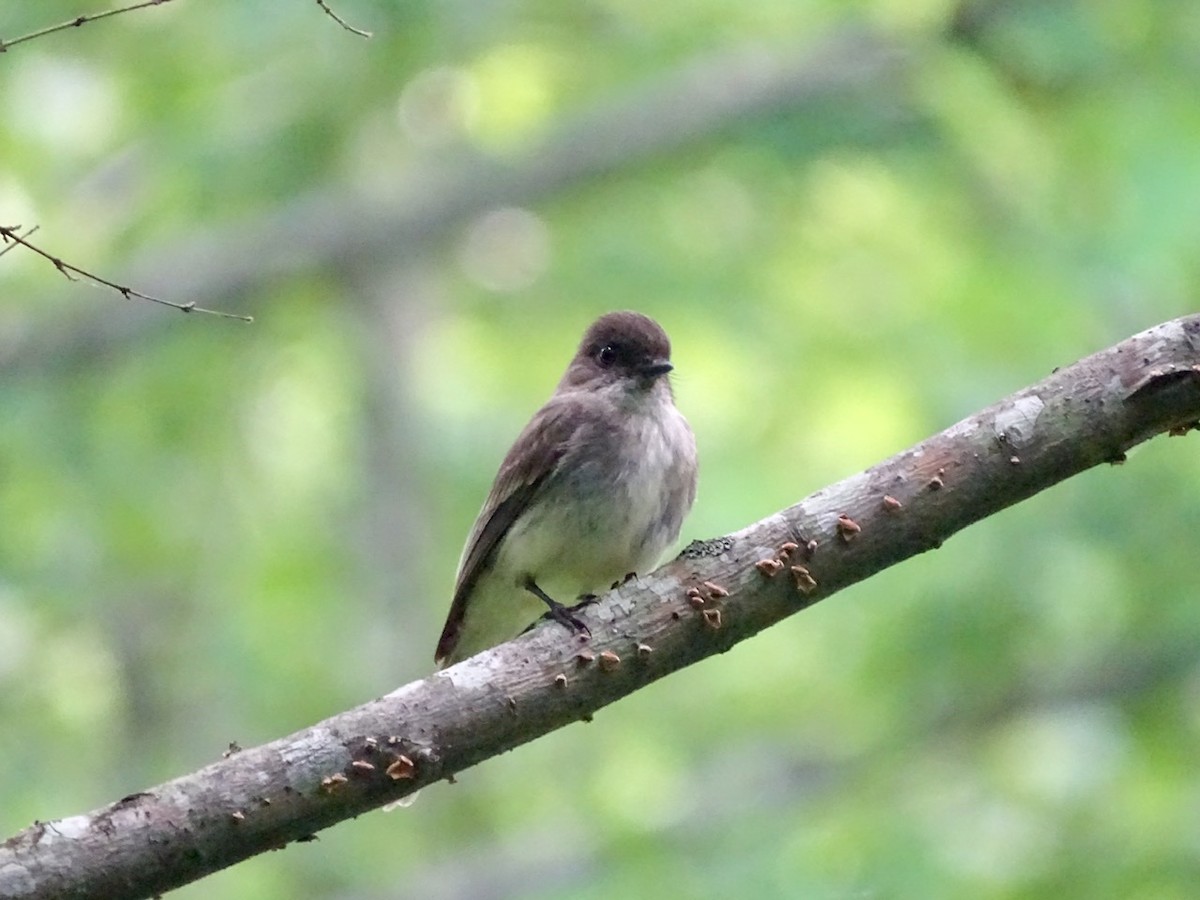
[434, 311, 698, 668]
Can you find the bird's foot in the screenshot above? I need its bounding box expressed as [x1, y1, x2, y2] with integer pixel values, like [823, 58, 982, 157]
[610, 571, 638, 590]
[525, 578, 591, 638]
[572, 593, 600, 610]
[543, 600, 591, 637]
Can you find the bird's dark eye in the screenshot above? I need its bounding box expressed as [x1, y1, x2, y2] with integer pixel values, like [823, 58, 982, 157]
[596, 345, 617, 367]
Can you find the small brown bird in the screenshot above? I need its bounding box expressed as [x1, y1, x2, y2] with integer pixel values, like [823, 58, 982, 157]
[434, 311, 698, 668]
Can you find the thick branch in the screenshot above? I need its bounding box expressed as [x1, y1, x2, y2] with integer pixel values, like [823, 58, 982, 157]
[4, 315, 1200, 899]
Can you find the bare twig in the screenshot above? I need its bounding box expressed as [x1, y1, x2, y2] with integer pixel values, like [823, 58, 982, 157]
[0, 226, 252, 322]
[1, 30, 901, 371]
[0, 224, 37, 259]
[0, 0, 177, 52]
[2, 314, 1198, 899]
[314, 0, 372, 38]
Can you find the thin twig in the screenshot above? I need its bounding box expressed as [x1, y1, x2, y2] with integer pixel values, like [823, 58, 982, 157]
[0, 224, 37, 259]
[314, 0, 372, 38]
[0, 226, 253, 322]
[0, 0, 177, 52]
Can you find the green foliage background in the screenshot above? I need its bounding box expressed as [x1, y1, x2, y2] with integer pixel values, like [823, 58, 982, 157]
[2, 1, 1199, 897]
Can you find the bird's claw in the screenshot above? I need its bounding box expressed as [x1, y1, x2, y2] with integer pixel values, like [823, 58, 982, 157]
[545, 601, 590, 638]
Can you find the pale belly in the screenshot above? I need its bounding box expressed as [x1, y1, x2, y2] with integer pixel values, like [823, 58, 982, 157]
[447, 489, 670, 664]
[445, 403, 694, 665]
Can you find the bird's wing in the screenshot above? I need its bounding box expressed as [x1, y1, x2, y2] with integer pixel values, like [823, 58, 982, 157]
[434, 396, 581, 665]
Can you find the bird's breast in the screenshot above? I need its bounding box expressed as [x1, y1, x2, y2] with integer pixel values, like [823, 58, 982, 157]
[497, 400, 696, 596]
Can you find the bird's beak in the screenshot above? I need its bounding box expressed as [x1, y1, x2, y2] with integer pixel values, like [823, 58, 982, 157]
[638, 359, 673, 378]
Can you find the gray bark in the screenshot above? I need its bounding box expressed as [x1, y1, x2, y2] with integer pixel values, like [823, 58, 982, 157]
[3, 314, 1199, 900]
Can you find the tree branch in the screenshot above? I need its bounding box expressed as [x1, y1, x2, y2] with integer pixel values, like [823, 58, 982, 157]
[313, 0, 372, 38]
[4, 314, 1199, 899]
[0, 225, 253, 321]
[0, 0, 176, 53]
[2, 27, 905, 373]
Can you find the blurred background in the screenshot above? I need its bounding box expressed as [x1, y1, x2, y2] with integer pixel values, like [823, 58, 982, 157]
[2, 1, 1199, 897]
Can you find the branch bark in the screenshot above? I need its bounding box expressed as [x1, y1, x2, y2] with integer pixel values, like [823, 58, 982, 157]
[4, 314, 1200, 899]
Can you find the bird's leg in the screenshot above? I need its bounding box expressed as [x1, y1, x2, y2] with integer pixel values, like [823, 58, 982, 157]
[524, 577, 591, 638]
